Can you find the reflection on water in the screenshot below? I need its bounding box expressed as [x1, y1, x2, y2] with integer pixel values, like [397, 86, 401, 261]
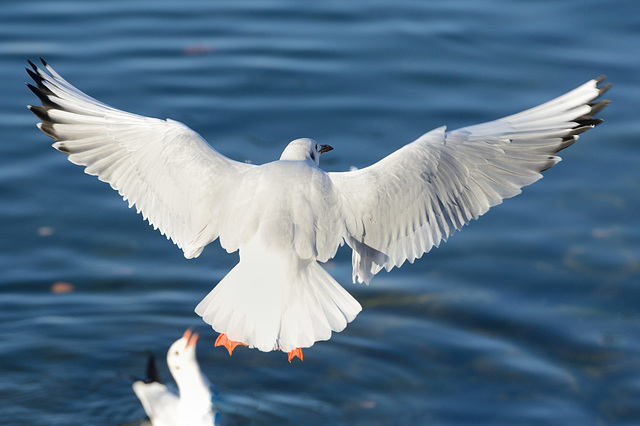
[1, 0, 640, 424]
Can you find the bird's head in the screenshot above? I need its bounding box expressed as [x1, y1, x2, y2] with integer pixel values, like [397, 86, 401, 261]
[280, 138, 333, 166]
[166, 328, 200, 384]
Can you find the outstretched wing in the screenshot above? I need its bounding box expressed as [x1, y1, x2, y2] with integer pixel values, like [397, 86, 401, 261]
[330, 77, 610, 284]
[27, 59, 253, 258]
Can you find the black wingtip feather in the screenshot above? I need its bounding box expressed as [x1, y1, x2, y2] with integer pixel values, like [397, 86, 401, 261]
[588, 99, 611, 115]
[598, 82, 612, 96]
[26, 81, 46, 98]
[575, 118, 603, 128]
[26, 69, 54, 96]
[54, 142, 71, 154]
[26, 68, 43, 85]
[595, 75, 606, 84]
[38, 122, 58, 140]
[27, 60, 38, 73]
[26, 82, 58, 108]
[570, 124, 595, 136]
[28, 105, 51, 122]
[145, 354, 162, 384]
[551, 135, 577, 156]
[40, 57, 48, 67]
[26, 59, 63, 142]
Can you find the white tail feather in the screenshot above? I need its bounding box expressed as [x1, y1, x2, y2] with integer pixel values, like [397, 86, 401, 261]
[195, 248, 361, 352]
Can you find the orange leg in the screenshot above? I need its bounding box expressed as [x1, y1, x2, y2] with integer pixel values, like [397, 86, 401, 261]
[287, 348, 304, 362]
[215, 333, 246, 356]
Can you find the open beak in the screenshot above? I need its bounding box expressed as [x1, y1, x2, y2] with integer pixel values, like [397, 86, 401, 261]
[182, 328, 192, 341]
[187, 331, 199, 348]
[318, 144, 333, 154]
[182, 328, 199, 348]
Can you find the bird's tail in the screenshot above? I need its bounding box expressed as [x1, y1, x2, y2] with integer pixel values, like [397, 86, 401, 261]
[195, 254, 362, 353]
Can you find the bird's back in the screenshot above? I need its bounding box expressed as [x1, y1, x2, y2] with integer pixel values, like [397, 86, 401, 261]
[221, 160, 349, 262]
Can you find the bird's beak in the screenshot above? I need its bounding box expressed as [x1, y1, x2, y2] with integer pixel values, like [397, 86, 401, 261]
[186, 331, 199, 348]
[182, 328, 199, 348]
[182, 328, 192, 342]
[319, 144, 333, 154]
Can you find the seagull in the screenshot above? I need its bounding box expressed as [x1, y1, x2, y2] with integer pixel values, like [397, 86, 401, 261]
[27, 59, 610, 361]
[132, 329, 217, 426]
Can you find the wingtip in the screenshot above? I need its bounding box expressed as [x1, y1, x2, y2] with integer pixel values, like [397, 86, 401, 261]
[29, 105, 51, 122]
[27, 60, 38, 73]
[26, 68, 40, 83]
[595, 75, 606, 84]
[589, 98, 611, 114]
[599, 82, 612, 96]
[145, 354, 162, 384]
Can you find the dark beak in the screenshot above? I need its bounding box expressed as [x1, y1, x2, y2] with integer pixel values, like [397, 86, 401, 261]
[318, 144, 333, 154]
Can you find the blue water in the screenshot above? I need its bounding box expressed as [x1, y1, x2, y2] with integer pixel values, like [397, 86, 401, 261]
[1, 0, 639, 424]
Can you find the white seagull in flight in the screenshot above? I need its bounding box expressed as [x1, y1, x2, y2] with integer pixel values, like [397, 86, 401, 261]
[27, 59, 609, 361]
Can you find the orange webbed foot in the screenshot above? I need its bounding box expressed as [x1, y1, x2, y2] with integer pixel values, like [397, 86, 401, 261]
[215, 333, 246, 356]
[286, 348, 303, 362]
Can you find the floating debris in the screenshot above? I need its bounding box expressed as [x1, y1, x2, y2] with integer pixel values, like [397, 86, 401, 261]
[50, 281, 74, 294]
[37, 226, 54, 237]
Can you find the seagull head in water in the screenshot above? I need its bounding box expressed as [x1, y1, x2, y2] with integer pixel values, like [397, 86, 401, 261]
[167, 329, 199, 387]
[279, 138, 333, 166]
[166, 329, 206, 392]
[132, 329, 217, 425]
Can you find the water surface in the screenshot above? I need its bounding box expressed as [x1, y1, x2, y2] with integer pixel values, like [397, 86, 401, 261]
[1, 0, 639, 424]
